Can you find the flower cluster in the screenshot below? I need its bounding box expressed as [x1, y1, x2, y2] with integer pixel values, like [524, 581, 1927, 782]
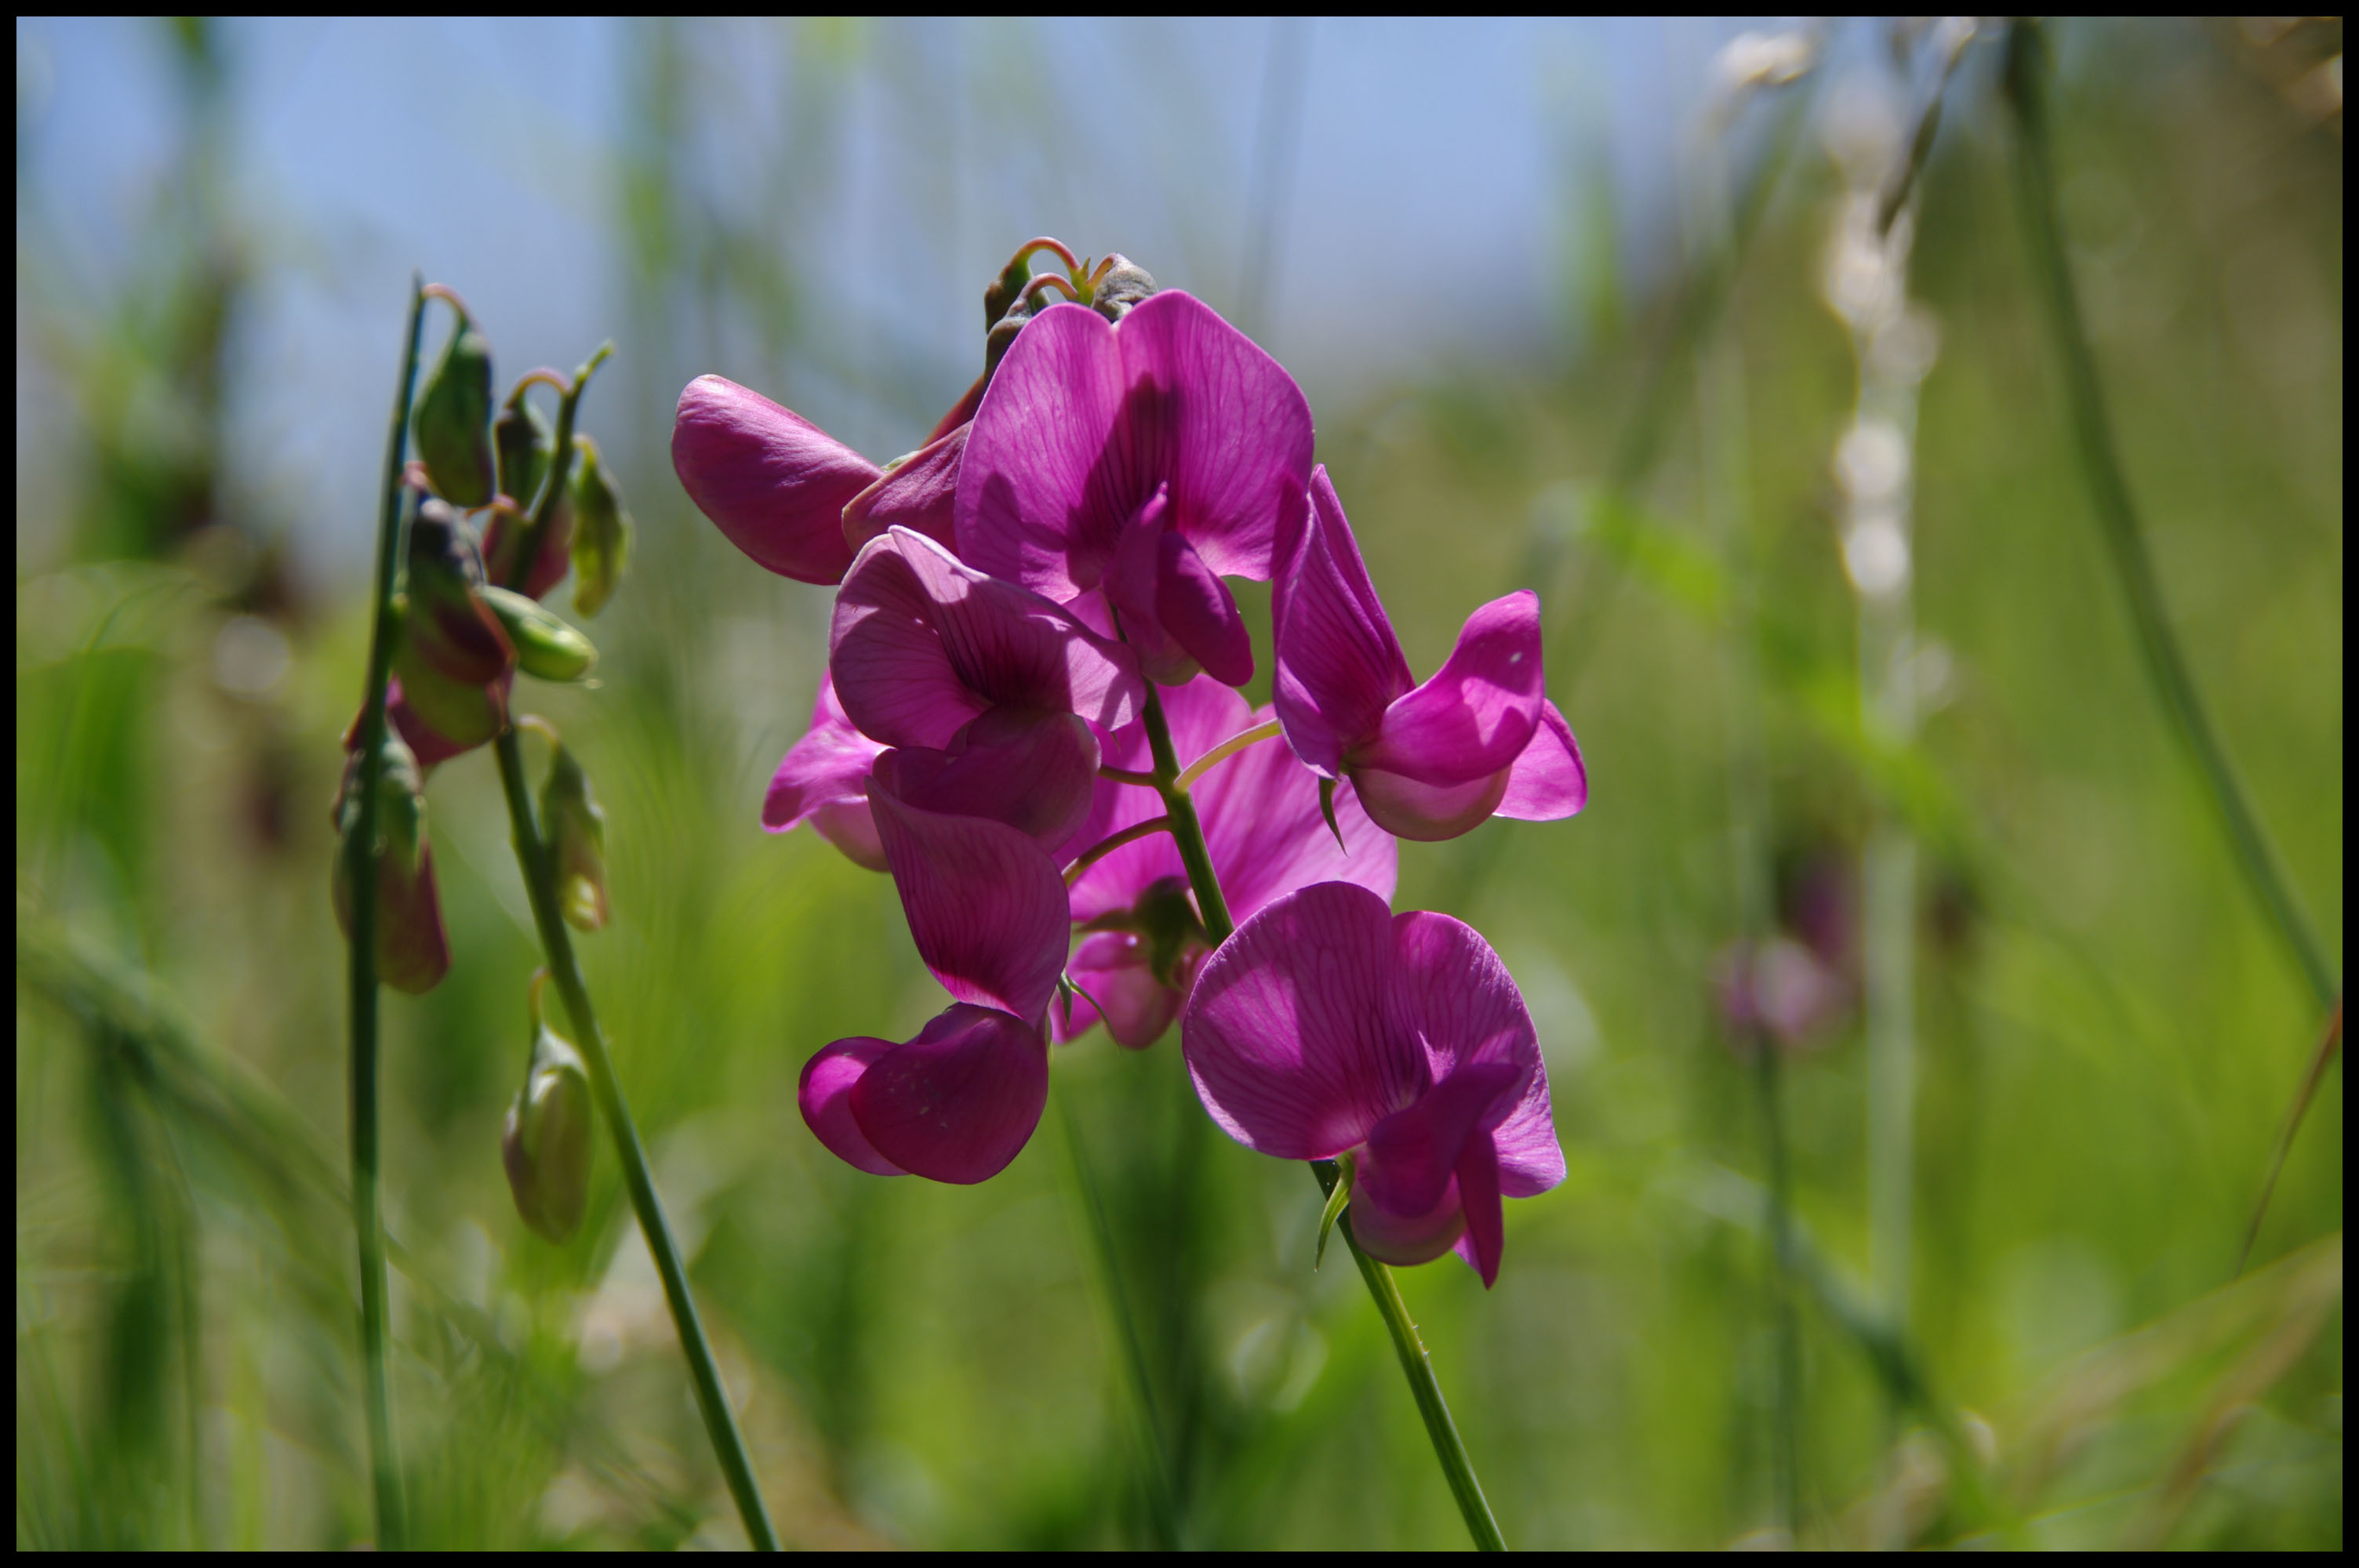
[676, 241, 1587, 1283]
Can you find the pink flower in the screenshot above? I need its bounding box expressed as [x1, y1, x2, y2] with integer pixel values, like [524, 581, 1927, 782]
[798, 777, 1069, 1183]
[1182, 881, 1565, 1286]
[954, 292, 1314, 688]
[829, 526, 1144, 851]
[1272, 467, 1587, 842]
[1056, 677, 1397, 1047]
[761, 672, 889, 871]
[671, 375, 971, 586]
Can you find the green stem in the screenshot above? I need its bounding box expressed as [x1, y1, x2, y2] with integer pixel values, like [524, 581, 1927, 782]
[492, 729, 778, 1549]
[1139, 684, 1506, 1551]
[343, 275, 426, 1548]
[1751, 1044, 1804, 1536]
[2002, 24, 2334, 1013]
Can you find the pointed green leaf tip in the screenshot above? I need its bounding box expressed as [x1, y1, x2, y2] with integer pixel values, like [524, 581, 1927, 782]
[539, 738, 609, 932]
[482, 586, 597, 682]
[568, 434, 631, 619]
[1315, 1153, 1356, 1270]
[503, 975, 594, 1243]
[415, 317, 498, 506]
[1318, 775, 1347, 853]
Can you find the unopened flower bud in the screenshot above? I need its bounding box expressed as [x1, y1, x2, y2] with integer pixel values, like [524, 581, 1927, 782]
[394, 502, 513, 750]
[1090, 256, 1156, 324]
[567, 435, 631, 619]
[482, 586, 597, 683]
[414, 318, 498, 507]
[502, 977, 594, 1243]
[984, 293, 1035, 378]
[493, 390, 553, 510]
[482, 497, 573, 601]
[983, 254, 1031, 331]
[332, 731, 451, 994]
[540, 739, 609, 931]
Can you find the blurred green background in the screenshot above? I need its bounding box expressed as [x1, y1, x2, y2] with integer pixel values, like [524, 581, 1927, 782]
[15, 16, 2342, 1550]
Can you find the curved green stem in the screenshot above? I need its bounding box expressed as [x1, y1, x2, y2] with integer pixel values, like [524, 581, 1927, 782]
[343, 275, 427, 1548]
[1138, 683, 1505, 1551]
[1172, 719, 1283, 794]
[492, 728, 779, 1549]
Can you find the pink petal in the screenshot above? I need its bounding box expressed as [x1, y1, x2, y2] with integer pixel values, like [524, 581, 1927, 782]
[672, 376, 876, 586]
[842, 423, 965, 556]
[1347, 1170, 1465, 1268]
[1110, 290, 1314, 581]
[1053, 931, 1181, 1049]
[1198, 707, 1398, 924]
[1347, 763, 1512, 843]
[798, 1037, 907, 1176]
[1152, 530, 1253, 686]
[1273, 468, 1412, 777]
[1182, 882, 1427, 1159]
[386, 677, 473, 769]
[955, 303, 1129, 600]
[1495, 699, 1587, 822]
[763, 673, 886, 833]
[1063, 678, 1244, 922]
[873, 709, 1100, 855]
[809, 799, 887, 873]
[831, 528, 1144, 750]
[1358, 590, 1546, 788]
[871, 782, 1070, 1022]
[1452, 1134, 1505, 1287]
[1355, 1061, 1522, 1222]
[849, 1004, 1050, 1184]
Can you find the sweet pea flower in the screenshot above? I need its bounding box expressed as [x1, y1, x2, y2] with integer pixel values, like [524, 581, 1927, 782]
[1272, 467, 1588, 842]
[1183, 881, 1565, 1286]
[954, 291, 1314, 688]
[798, 774, 1070, 1183]
[672, 374, 975, 586]
[830, 526, 1143, 852]
[1057, 677, 1396, 1047]
[761, 672, 889, 871]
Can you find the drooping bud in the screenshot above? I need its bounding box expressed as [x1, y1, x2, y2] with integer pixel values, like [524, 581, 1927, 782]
[983, 253, 1031, 332]
[392, 501, 513, 751]
[482, 586, 597, 682]
[482, 496, 573, 601]
[493, 388, 554, 510]
[1090, 256, 1156, 324]
[502, 975, 594, 1243]
[540, 738, 609, 931]
[567, 435, 631, 619]
[331, 730, 451, 994]
[414, 315, 498, 507]
[984, 292, 1035, 379]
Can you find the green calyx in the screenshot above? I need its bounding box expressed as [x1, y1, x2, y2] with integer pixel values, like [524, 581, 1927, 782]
[482, 586, 597, 682]
[1132, 876, 1209, 989]
[502, 976, 594, 1243]
[415, 316, 498, 507]
[540, 739, 609, 932]
[567, 434, 631, 619]
[393, 503, 512, 749]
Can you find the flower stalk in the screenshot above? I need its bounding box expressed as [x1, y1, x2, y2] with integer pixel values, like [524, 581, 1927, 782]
[343, 274, 427, 1549]
[490, 356, 778, 1551]
[1138, 682, 1506, 1552]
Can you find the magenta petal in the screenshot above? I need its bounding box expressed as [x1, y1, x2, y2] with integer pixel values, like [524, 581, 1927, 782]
[956, 303, 1129, 599]
[1183, 882, 1426, 1158]
[1200, 713, 1398, 924]
[386, 677, 472, 769]
[871, 783, 1070, 1022]
[874, 709, 1100, 854]
[764, 673, 887, 833]
[809, 799, 887, 873]
[1358, 590, 1546, 787]
[798, 1037, 907, 1176]
[1154, 531, 1254, 687]
[1056, 931, 1181, 1049]
[848, 1004, 1049, 1184]
[672, 376, 875, 586]
[1064, 678, 1241, 922]
[1386, 909, 1545, 1084]
[1452, 1134, 1506, 1287]
[832, 528, 1145, 750]
[1273, 468, 1413, 777]
[1356, 1061, 1523, 1221]
[843, 423, 966, 556]
[1111, 291, 1314, 581]
[1348, 1171, 1466, 1268]
[1347, 763, 1513, 843]
[1495, 699, 1588, 822]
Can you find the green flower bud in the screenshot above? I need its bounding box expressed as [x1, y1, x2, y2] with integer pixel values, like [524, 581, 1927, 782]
[540, 739, 609, 931]
[566, 435, 631, 619]
[502, 977, 594, 1243]
[331, 731, 451, 994]
[985, 292, 1036, 379]
[1090, 256, 1156, 324]
[983, 253, 1032, 331]
[493, 390, 553, 511]
[414, 318, 498, 507]
[481, 586, 597, 683]
[393, 502, 512, 750]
